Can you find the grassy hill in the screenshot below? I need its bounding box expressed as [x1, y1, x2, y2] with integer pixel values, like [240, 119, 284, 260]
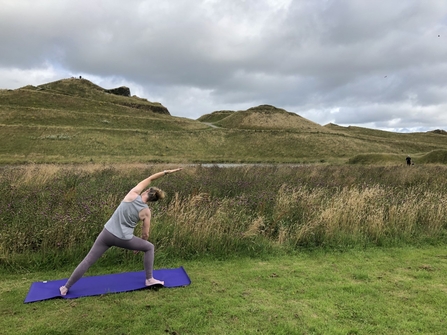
[198, 105, 327, 132]
[222, 105, 327, 131]
[197, 110, 234, 123]
[1, 78, 447, 164]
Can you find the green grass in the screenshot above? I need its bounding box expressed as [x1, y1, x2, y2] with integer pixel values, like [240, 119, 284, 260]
[2, 78, 447, 164]
[4, 124, 420, 164]
[2, 246, 447, 334]
[197, 110, 234, 123]
[2, 164, 447, 267]
[0, 105, 207, 131]
[1, 164, 447, 334]
[19, 78, 168, 114]
[213, 105, 325, 132]
[2, 77, 447, 333]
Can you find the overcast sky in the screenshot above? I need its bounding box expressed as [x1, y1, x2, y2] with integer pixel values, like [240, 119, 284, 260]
[1, 0, 447, 132]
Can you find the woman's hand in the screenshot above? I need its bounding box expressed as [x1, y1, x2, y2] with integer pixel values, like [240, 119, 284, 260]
[164, 168, 183, 175]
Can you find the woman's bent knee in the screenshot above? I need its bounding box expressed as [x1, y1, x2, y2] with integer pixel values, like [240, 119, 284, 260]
[129, 238, 153, 252]
[144, 241, 154, 252]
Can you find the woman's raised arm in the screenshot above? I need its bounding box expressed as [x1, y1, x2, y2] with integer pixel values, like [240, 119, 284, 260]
[130, 168, 183, 195]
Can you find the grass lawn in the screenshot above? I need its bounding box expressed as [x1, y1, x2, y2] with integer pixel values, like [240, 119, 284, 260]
[1, 246, 447, 334]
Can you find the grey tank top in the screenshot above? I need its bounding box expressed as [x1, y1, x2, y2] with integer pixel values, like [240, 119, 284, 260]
[104, 195, 148, 240]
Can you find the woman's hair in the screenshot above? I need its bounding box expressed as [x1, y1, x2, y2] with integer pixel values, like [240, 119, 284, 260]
[146, 187, 166, 202]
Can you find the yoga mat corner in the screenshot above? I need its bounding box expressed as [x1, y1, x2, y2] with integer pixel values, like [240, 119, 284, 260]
[24, 266, 191, 304]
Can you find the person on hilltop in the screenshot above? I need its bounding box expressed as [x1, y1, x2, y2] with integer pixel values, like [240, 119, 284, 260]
[59, 168, 183, 296]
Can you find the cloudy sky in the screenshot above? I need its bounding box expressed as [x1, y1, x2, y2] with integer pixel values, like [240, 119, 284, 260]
[1, 0, 447, 132]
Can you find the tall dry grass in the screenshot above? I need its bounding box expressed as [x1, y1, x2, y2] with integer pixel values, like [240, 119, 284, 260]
[1, 164, 447, 268]
[289, 185, 447, 247]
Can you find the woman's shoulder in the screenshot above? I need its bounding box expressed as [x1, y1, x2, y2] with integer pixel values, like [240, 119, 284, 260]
[122, 191, 141, 203]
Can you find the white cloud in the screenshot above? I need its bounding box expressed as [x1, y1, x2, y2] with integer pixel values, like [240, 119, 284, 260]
[0, 0, 447, 131]
[0, 64, 65, 89]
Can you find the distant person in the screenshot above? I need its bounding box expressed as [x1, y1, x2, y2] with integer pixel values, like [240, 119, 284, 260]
[406, 156, 412, 166]
[59, 168, 183, 296]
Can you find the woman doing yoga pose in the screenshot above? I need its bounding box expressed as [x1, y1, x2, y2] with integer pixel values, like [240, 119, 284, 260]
[59, 168, 182, 296]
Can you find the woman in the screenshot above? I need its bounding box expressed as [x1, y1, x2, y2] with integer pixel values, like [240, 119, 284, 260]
[59, 168, 183, 296]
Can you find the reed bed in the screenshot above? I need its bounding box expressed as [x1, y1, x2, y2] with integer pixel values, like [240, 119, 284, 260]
[1, 164, 446, 268]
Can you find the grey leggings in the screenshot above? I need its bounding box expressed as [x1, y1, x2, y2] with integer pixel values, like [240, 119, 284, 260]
[64, 228, 154, 289]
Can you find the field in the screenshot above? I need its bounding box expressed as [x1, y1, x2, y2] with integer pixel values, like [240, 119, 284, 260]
[2, 247, 447, 334]
[1, 164, 447, 333]
[1, 78, 447, 164]
[1, 78, 447, 334]
[2, 164, 447, 263]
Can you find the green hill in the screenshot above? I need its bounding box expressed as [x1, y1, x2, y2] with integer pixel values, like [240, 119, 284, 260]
[20, 78, 169, 114]
[197, 110, 234, 123]
[1, 78, 447, 164]
[209, 105, 329, 132]
[419, 149, 447, 164]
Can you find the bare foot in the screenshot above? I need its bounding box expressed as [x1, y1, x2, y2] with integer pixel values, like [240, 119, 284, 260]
[59, 286, 68, 296]
[145, 278, 164, 286]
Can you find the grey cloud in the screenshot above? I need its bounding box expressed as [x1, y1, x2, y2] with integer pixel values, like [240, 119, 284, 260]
[1, 0, 447, 131]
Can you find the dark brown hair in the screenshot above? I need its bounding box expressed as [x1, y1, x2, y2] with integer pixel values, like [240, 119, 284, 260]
[146, 187, 166, 202]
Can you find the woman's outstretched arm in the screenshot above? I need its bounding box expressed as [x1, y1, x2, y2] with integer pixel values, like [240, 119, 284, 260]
[129, 168, 183, 195]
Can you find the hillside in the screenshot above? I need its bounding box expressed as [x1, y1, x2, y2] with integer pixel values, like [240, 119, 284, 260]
[201, 105, 330, 132]
[1, 78, 447, 164]
[0, 78, 208, 131]
[21, 78, 170, 114]
[197, 110, 234, 123]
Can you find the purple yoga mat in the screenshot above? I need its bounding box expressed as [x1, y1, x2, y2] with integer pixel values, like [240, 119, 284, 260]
[24, 266, 191, 303]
